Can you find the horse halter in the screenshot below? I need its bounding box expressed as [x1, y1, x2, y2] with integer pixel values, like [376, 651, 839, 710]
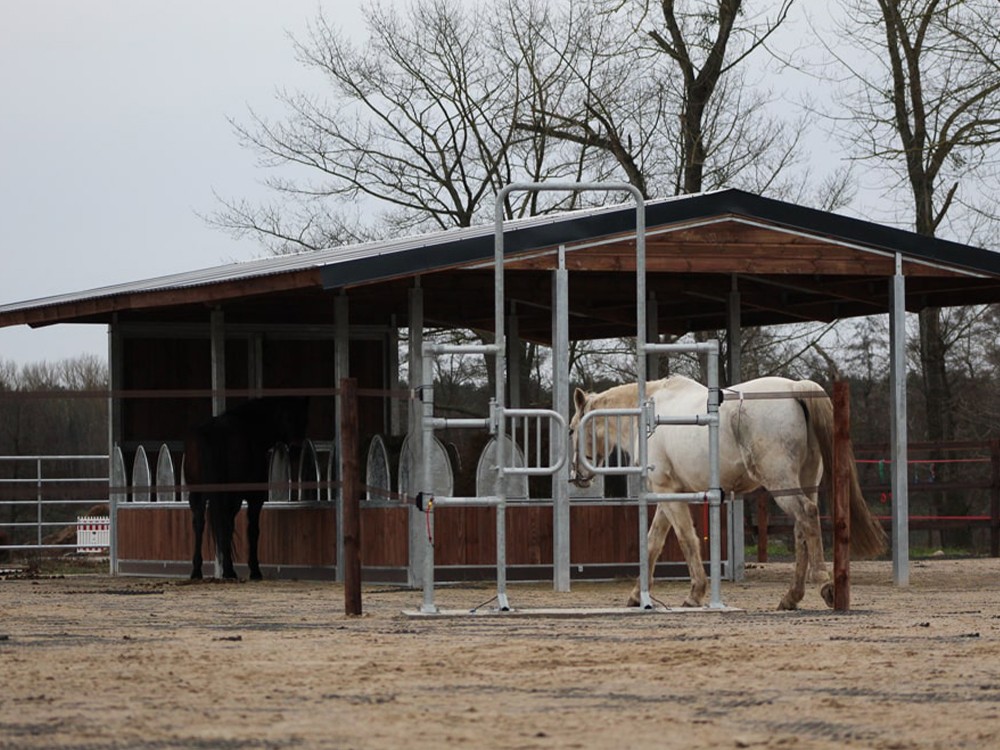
[569, 420, 596, 487]
[568, 422, 597, 487]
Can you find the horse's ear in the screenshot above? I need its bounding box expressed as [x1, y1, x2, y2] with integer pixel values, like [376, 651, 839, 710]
[573, 387, 589, 412]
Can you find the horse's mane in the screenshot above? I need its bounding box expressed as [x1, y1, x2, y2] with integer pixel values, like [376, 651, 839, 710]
[588, 376, 693, 409]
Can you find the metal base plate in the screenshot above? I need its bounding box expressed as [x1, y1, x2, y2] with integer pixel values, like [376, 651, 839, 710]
[401, 605, 742, 619]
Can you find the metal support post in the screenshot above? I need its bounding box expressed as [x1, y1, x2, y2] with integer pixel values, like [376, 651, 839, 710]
[420, 346, 438, 614]
[552, 246, 570, 591]
[630, 185, 653, 610]
[493, 399, 511, 611]
[706, 344, 724, 608]
[407, 284, 425, 588]
[107, 314, 123, 575]
[889, 254, 909, 586]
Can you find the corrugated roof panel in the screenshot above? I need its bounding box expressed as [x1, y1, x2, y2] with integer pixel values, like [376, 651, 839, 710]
[3, 189, 999, 324]
[0, 196, 649, 318]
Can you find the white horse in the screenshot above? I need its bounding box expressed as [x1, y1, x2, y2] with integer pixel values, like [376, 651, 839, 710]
[569, 375, 887, 610]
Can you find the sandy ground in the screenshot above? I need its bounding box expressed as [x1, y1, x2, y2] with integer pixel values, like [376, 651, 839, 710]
[2, 558, 1000, 750]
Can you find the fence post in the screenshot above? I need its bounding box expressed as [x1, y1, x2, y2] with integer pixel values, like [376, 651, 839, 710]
[990, 439, 1000, 558]
[832, 381, 851, 611]
[756, 490, 768, 563]
[340, 378, 362, 616]
[36, 458, 43, 547]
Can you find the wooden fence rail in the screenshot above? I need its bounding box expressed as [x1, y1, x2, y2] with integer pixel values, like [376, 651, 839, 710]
[750, 438, 1000, 561]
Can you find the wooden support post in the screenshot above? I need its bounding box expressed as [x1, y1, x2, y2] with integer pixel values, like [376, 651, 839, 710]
[990, 439, 1000, 558]
[833, 381, 851, 611]
[756, 490, 768, 563]
[340, 378, 362, 616]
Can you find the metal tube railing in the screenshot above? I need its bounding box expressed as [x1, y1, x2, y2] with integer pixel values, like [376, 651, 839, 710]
[0, 455, 110, 556]
[576, 341, 725, 609]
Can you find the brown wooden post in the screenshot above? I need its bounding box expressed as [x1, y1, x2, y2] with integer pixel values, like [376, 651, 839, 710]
[756, 490, 768, 563]
[340, 378, 362, 616]
[832, 381, 851, 611]
[990, 439, 1000, 558]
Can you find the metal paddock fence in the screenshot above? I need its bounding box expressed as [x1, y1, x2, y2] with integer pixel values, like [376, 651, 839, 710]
[0, 454, 110, 557]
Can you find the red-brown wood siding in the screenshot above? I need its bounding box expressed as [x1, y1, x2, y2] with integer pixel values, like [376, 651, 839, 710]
[116, 500, 721, 572]
[117, 505, 337, 567]
[360, 507, 408, 567]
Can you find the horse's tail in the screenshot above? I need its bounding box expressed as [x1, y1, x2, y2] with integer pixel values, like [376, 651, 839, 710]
[207, 498, 236, 564]
[796, 383, 888, 559]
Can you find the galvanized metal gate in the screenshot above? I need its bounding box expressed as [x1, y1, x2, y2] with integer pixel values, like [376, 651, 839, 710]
[576, 341, 725, 609]
[415, 182, 725, 613]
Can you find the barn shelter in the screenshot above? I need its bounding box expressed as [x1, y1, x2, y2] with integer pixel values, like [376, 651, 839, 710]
[2, 187, 999, 588]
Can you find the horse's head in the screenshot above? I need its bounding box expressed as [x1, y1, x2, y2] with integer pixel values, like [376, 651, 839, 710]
[276, 396, 311, 448]
[570, 385, 638, 488]
[569, 387, 601, 488]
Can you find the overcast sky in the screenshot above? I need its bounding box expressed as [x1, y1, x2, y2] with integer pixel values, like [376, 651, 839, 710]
[7, 2, 981, 369]
[0, 1, 366, 365]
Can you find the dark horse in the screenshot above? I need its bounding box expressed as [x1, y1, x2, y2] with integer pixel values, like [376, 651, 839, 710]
[184, 397, 309, 580]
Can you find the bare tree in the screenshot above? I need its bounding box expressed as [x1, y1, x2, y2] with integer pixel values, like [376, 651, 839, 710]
[514, 0, 801, 199]
[211, 0, 603, 254]
[831, 0, 1000, 426]
[826, 0, 1000, 543]
[643, 0, 797, 194]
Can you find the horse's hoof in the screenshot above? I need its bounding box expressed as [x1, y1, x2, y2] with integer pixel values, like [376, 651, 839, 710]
[681, 599, 701, 608]
[249, 571, 263, 581]
[820, 583, 835, 608]
[190, 570, 202, 580]
[626, 595, 641, 607]
[777, 598, 798, 611]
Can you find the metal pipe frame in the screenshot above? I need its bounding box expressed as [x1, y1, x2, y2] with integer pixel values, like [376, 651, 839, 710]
[108, 315, 123, 575]
[633, 340, 724, 607]
[420, 346, 438, 613]
[889, 253, 910, 585]
[418, 182, 645, 613]
[503, 410, 567, 476]
[552, 245, 570, 591]
[425, 496, 503, 508]
[577, 409, 644, 478]
[705, 345, 724, 608]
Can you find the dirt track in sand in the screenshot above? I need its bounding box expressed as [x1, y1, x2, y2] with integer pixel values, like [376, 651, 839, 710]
[2, 558, 1000, 749]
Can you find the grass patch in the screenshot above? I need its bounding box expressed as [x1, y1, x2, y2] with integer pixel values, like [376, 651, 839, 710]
[908, 545, 979, 559]
[744, 540, 795, 560]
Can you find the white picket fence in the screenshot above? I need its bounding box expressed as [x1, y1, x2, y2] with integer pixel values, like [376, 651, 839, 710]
[76, 515, 110, 554]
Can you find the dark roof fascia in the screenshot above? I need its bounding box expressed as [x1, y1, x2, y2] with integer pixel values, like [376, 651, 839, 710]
[715, 190, 1000, 276]
[319, 205, 631, 290]
[319, 189, 1000, 290]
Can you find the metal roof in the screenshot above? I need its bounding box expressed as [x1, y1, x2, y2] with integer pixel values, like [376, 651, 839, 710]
[0, 193, 646, 324]
[323, 188, 1000, 286]
[2, 188, 999, 338]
